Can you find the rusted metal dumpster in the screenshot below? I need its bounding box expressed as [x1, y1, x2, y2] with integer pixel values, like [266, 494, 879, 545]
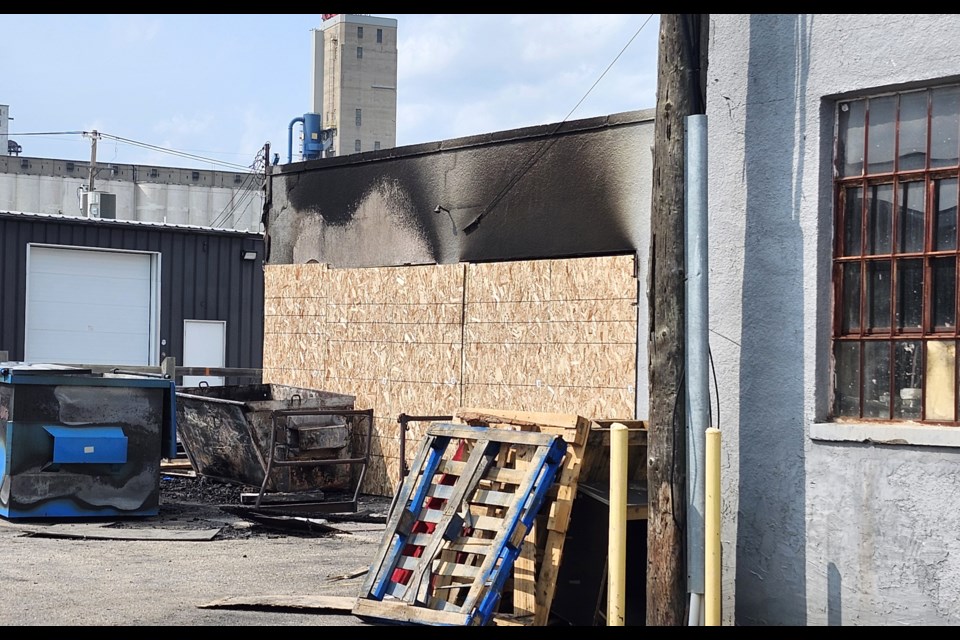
[174, 384, 373, 513]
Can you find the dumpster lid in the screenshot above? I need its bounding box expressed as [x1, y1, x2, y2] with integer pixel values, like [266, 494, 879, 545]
[1, 363, 95, 384]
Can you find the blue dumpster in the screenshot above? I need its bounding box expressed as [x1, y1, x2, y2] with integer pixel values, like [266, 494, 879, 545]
[0, 363, 177, 519]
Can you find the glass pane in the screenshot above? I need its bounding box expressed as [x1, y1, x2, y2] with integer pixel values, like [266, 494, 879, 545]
[863, 341, 891, 418]
[866, 261, 891, 330]
[934, 178, 958, 251]
[834, 342, 860, 417]
[867, 96, 896, 174]
[932, 257, 956, 329]
[867, 184, 894, 254]
[842, 262, 861, 333]
[925, 340, 956, 421]
[894, 340, 923, 420]
[898, 91, 928, 171]
[931, 86, 960, 169]
[843, 186, 863, 256]
[839, 100, 865, 177]
[898, 181, 926, 253]
[896, 258, 923, 330]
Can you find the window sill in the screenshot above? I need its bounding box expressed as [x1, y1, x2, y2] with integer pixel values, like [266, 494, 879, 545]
[811, 421, 960, 448]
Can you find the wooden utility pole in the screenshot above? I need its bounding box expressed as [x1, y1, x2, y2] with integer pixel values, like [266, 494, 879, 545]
[647, 14, 707, 626]
[87, 129, 99, 192]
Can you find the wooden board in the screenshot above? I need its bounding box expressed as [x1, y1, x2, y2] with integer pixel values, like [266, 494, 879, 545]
[18, 524, 221, 541]
[198, 594, 357, 612]
[262, 255, 638, 497]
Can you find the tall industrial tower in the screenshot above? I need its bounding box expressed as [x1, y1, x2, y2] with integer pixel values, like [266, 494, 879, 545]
[312, 14, 398, 158]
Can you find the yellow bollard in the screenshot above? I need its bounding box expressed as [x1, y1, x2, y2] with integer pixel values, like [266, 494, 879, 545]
[607, 422, 628, 626]
[705, 427, 721, 625]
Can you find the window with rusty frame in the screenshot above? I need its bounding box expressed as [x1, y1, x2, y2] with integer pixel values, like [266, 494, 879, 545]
[833, 85, 960, 424]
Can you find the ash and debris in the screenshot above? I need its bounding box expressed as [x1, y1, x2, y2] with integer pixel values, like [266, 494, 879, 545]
[159, 474, 249, 505]
[154, 471, 392, 541]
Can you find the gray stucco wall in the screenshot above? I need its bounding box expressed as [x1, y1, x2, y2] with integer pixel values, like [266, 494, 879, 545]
[708, 14, 960, 625]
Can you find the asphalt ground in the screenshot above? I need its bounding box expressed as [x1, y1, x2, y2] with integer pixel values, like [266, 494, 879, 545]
[0, 477, 392, 626]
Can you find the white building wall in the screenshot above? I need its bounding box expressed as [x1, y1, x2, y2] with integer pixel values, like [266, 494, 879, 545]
[0, 171, 261, 231]
[708, 14, 960, 626]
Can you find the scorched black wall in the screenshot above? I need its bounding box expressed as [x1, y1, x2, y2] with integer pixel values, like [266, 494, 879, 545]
[265, 109, 654, 267]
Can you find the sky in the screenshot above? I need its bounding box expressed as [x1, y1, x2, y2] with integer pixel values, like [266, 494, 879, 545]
[1, 14, 659, 172]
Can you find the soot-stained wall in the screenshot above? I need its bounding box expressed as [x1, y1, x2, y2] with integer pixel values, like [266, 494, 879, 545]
[265, 109, 653, 267]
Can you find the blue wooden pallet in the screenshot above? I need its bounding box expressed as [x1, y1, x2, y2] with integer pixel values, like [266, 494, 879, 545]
[353, 422, 567, 626]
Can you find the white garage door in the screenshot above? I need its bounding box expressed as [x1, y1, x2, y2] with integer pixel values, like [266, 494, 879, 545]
[25, 245, 159, 366]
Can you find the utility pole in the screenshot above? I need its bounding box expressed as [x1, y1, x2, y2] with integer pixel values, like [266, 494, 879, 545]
[647, 14, 708, 626]
[86, 130, 99, 192]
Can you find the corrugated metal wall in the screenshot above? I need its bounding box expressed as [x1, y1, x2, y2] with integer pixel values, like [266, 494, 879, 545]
[0, 212, 263, 373]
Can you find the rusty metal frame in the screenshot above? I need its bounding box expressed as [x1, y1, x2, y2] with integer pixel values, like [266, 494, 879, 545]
[390, 413, 453, 516]
[397, 413, 453, 479]
[254, 407, 374, 513]
[833, 87, 960, 425]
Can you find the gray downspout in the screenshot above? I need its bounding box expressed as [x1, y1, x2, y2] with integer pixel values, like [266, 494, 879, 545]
[685, 113, 709, 623]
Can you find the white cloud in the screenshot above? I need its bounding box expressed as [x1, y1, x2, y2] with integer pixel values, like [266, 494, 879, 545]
[397, 15, 468, 79]
[152, 114, 216, 138]
[512, 14, 640, 64]
[107, 15, 162, 45]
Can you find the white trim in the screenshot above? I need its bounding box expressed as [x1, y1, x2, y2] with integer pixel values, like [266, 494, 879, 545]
[1, 210, 260, 236]
[811, 421, 960, 448]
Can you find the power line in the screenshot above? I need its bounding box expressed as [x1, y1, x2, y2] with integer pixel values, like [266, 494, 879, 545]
[462, 14, 656, 234]
[210, 169, 262, 228]
[95, 132, 254, 172]
[8, 129, 257, 172]
[8, 131, 85, 136]
[209, 148, 266, 229]
[560, 14, 656, 124]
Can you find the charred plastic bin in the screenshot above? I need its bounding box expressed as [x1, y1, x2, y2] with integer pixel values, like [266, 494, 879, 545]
[0, 363, 177, 520]
[174, 384, 373, 514]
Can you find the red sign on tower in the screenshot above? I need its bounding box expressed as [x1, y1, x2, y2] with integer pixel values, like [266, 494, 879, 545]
[322, 14, 338, 20]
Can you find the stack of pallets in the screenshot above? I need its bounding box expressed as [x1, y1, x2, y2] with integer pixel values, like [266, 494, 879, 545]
[353, 422, 567, 626]
[454, 409, 594, 626]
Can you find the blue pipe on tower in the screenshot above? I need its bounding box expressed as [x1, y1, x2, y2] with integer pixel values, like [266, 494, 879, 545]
[287, 116, 305, 163]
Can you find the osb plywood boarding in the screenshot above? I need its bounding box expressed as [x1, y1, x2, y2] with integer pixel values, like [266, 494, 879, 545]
[262, 255, 637, 495]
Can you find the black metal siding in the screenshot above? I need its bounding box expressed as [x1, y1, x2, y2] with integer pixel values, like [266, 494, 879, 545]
[0, 213, 264, 374]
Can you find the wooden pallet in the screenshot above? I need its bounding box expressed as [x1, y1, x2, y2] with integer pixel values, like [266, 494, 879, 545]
[455, 409, 647, 626]
[456, 409, 591, 626]
[353, 422, 567, 627]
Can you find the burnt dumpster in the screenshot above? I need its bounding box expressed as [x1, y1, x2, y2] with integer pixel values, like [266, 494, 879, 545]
[0, 363, 177, 519]
[174, 384, 373, 513]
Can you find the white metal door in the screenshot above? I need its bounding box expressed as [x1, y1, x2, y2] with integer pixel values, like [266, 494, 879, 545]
[182, 319, 225, 387]
[25, 245, 158, 366]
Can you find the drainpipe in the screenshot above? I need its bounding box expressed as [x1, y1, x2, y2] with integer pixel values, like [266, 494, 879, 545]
[287, 116, 304, 164]
[685, 113, 709, 625]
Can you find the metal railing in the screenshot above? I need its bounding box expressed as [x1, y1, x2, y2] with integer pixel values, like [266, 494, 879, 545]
[42, 357, 262, 383]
